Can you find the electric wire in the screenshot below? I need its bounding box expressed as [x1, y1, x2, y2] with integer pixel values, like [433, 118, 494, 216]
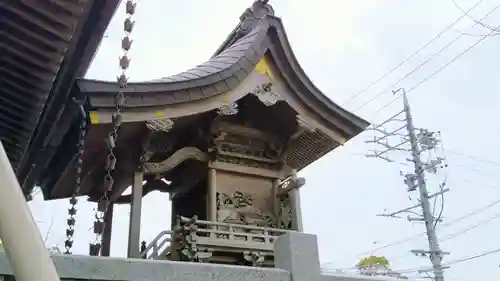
[354, 3, 500, 115]
[452, 0, 500, 33]
[359, 211, 500, 265]
[450, 163, 500, 178]
[441, 212, 500, 241]
[350, 196, 500, 257]
[455, 178, 500, 190]
[433, 132, 448, 228]
[340, 0, 486, 106]
[393, 247, 500, 274]
[446, 149, 500, 167]
[327, 210, 500, 269]
[324, 221, 500, 273]
[370, 20, 500, 118]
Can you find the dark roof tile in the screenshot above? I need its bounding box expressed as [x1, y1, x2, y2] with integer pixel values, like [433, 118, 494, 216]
[80, 1, 369, 138]
[225, 76, 240, 90]
[201, 85, 217, 97]
[187, 87, 204, 100]
[172, 90, 191, 103]
[214, 80, 230, 94]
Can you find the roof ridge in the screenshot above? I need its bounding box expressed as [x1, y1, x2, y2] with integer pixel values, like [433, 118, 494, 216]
[212, 0, 275, 57]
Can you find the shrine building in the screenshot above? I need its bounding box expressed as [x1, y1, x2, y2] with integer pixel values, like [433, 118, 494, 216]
[17, 0, 369, 266]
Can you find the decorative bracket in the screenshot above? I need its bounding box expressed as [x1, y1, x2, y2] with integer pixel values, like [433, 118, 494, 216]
[145, 118, 174, 132]
[143, 147, 208, 174]
[217, 103, 239, 115]
[236, 0, 274, 36]
[296, 115, 316, 132]
[252, 82, 282, 106]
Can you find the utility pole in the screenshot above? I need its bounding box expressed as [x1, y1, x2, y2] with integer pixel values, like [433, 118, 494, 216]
[402, 89, 447, 281]
[366, 88, 449, 281]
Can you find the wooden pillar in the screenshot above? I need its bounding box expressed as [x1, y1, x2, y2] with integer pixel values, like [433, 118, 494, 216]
[207, 167, 217, 221]
[101, 203, 114, 256]
[289, 188, 304, 232]
[127, 171, 143, 258]
[272, 179, 280, 222]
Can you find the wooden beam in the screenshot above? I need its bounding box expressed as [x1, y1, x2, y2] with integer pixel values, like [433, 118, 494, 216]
[0, 93, 31, 113]
[100, 203, 113, 257]
[0, 82, 43, 105]
[127, 171, 143, 258]
[2, 2, 72, 40]
[19, 0, 80, 27]
[0, 47, 58, 76]
[0, 66, 47, 89]
[114, 180, 170, 204]
[2, 19, 68, 51]
[49, 0, 89, 16]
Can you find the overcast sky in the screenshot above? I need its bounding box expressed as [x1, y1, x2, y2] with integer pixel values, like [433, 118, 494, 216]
[29, 1, 500, 280]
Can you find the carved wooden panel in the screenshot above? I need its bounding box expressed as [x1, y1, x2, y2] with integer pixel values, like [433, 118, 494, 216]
[215, 170, 276, 228]
[211, 123, 283, 170]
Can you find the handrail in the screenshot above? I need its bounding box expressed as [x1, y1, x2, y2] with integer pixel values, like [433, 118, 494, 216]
[0, 142, 60, 281]
[140, 230, 172, 259]
[180, 216, 291, 233]
[180, 216, 291, 249]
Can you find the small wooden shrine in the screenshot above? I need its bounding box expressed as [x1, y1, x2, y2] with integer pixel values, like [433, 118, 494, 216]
[31, 0, 369, 266]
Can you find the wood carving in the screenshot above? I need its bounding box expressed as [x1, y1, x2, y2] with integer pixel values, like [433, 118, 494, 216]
[144, 147, 208, 174]
[278, 194, 292, 229]
[216, 191, 276, 230]
[211, 124, 284, 170]
[296, 115, 316, 132]
[218, 103, 239, 115]
[251, 82, 282, 106]
[146, 118, 174, 132]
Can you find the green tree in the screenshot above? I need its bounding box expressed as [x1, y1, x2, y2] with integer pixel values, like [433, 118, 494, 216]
[356, 256, 408, 279]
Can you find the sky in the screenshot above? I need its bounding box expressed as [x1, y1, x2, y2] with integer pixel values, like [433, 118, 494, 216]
[27, 0, 500, 280]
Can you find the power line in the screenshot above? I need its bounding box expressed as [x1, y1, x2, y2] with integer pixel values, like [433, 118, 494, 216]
[446, 149, 500, 167]
[351, 196, 500, 257]
[441, 213, 500, 241]
[321, 168, 500, 265]
[395, 247, 500, 274]
[356, 3, 500, 116]
[449, 163, 500, 178]
[363, 212, 500, 269]
[452, 0, 500, 34]
[454, 178, 500, 191]
[340, 0, 486, 106]
[371, 20, 500, 117]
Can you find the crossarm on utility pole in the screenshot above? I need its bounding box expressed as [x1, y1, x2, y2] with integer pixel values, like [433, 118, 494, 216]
[0, 142, 60, 281]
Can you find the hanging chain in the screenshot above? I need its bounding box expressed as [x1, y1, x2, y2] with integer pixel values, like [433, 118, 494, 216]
[64, 99, 88, 255]
[89, 0, 137, 256]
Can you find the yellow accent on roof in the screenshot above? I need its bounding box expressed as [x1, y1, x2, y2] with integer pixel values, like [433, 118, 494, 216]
[222, 93, 230, 105]
[255, 57, 274, 79]
[155, 111, 164, 117]
[89, 111, 100, 124]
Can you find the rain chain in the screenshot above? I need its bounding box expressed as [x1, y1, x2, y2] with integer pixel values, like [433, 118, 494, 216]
[89, 0, 137, 256]
[63, 99, 88, 255]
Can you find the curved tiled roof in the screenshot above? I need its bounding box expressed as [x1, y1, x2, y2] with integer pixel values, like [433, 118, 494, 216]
[80, 1, 369, 139]
[80, 20, 268, 106]
[22, 0, 370, 199]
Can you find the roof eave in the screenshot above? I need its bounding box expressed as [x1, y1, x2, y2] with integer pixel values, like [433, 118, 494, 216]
[17, 0, 121, 193]
[262, 16, 370, 140]
[79, 12, 371, 140]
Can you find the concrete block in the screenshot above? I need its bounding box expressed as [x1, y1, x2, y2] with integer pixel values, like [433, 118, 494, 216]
[274, 232, 321, 281]
[0, 251, 290, 281]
